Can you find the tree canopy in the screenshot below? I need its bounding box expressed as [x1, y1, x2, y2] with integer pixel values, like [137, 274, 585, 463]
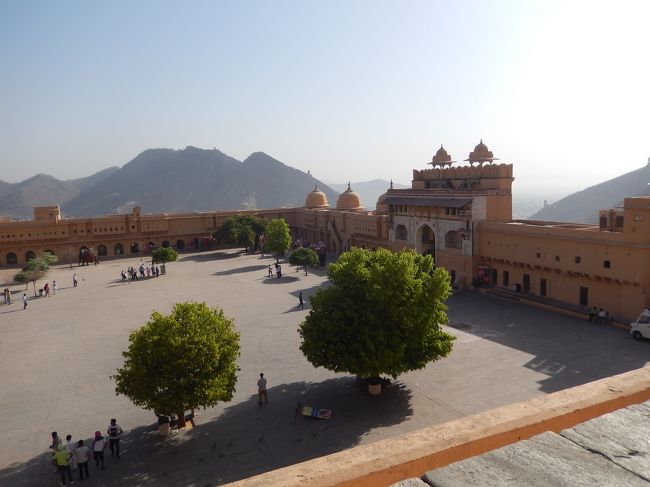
[265, 218, 292, 263]
[215, 215, 267, 251]
[114, 302, 240, 428]
[14, 252, 58, 296]
[298, 247, 454, 381]
[289, 247, 320, 275]
[152, 247, 178, 265]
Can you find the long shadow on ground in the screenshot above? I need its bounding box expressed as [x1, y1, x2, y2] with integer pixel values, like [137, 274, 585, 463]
[447, 292, 650, 394]
[0, 377, 412, 487]
[214, 265, 269, 276]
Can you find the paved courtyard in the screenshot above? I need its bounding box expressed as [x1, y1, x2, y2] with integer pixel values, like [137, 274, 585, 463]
[0, 250, 647, 487]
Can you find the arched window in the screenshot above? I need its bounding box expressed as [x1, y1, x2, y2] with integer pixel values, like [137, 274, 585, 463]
[114, 243, 124, 255]
[6, 252, 17, 265]
[176, 239, 185, 251]
[395, 225, 408, 240]
[25, 250, 36, 262]
[97, 245, 107, 256]
[162, 240, 170, 248]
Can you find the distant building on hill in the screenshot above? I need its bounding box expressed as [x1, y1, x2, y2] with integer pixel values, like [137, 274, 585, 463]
[1, 141, 649, 322]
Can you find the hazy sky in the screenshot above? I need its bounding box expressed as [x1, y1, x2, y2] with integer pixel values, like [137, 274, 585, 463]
[1, 1, 648, 197]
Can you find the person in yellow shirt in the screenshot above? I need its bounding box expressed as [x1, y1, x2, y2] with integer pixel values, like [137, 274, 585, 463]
[53, 443, 74, 485]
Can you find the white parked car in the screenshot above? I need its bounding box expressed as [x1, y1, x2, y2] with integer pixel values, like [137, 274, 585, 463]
[630, 308, 650, 341]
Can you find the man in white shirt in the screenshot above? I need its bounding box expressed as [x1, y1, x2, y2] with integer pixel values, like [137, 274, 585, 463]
[107, 419, 123, 458]
[257, 373, 268, 405]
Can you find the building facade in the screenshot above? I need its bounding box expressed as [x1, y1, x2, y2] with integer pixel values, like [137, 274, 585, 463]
[1, 141, 648, 321]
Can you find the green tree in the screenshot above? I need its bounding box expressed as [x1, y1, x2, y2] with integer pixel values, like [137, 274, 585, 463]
[152, 247, 178, 266]
[289, 247, 320, 275]
[298, 248, 454, 392]
[215, 215, 267, 251]
[14, 252, 58, 296]
[114, 302, 240, 428]
[265, 218, 292, 263]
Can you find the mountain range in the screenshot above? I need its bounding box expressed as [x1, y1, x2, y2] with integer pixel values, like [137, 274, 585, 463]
[528, 163, 650, 223]
[2, 147, 648, 222]
[0, 147, 340, 218]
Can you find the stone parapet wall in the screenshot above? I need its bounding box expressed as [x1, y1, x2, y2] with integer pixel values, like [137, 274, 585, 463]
[224, 366, 650, 487]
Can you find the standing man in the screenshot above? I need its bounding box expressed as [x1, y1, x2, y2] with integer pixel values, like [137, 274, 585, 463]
[257, 373, 268, 405]
[22, 293, 27, 310]
[73, 273, 78, 287]
[107, 418, 123, 458]
[298, 291, 304, 309]
[53, 281, 57, 295]
[268, 265, 273, 278]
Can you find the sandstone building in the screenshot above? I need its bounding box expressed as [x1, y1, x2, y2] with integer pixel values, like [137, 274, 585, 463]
[1, 141, 648, 321]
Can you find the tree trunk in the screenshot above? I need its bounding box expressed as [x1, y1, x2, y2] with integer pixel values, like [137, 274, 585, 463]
[176, 410, 186, 429]
[304, 264, 308, 275]
[32, 281, 37, 297]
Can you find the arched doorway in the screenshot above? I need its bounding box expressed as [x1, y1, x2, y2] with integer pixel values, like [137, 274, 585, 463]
[114, 243, 124, 255]
[130, 242, 140, 254]
[395, 224, 408, 241]
[25, 250, 36, 262]
[6, 252, 17, 265]
[416, 224, 435, 262]
[176, 239, 185, 251]
[162, 240, 170, 248]
[97, 245, 107, 256]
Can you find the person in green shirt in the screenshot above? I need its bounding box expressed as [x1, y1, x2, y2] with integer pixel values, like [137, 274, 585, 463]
[53, 443, 74, 485]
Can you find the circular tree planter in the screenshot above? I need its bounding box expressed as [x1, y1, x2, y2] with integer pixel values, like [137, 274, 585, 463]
[157, 415, 170, 436]
[368, 377, 382, 395]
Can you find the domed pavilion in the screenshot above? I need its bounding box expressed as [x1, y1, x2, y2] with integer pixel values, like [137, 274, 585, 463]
[336, 183, 363, 211]
[429, 145, 456, 167]
[304, 185, 329, 209]
[464, 139, 499, 166]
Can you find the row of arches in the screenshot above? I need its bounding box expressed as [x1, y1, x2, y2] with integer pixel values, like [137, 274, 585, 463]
[394, 225, 463, 249]
[2, 239, 190, 266]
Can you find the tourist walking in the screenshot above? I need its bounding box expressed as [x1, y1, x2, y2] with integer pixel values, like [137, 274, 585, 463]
[298, 291, 304, 309]
[257, 373, 268, 405]
[92, 431, 107, 469]
[75, 439, 90, 480]
[268, 265, 273, 278]
[53, 443, 74, 486]
[22, 293, 27, 310]
[53, 280, 57, 294]
[44, 282, 50, 297]
[73, 274, 78, 287]
[107, 418, 123, 458]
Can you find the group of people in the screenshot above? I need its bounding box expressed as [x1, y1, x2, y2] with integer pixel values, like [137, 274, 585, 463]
[267, 263, 282, 278]
[42, 281, 57, 297]
[588, 307, 610, 325]
[50, 419, 123, 486]
[121, 264, 160, 280]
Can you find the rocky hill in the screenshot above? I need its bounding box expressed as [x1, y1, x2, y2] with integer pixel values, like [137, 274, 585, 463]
[0, 147, 338, 218]
[0, 167, 119, 219]
[529, 163, 650, 223]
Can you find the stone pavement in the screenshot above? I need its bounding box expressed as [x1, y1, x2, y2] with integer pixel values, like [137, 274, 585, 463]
[0, 250, 647, 487]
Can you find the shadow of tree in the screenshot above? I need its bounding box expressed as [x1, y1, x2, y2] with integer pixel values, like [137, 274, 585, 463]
[214, 265, 269, 276]
[0, 378, 413, 487]
[261, 276, 300, 284]
[179, 250, 242, 263]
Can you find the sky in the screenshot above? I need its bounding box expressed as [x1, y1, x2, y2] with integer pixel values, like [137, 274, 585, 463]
[1, 0, 649, 199]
